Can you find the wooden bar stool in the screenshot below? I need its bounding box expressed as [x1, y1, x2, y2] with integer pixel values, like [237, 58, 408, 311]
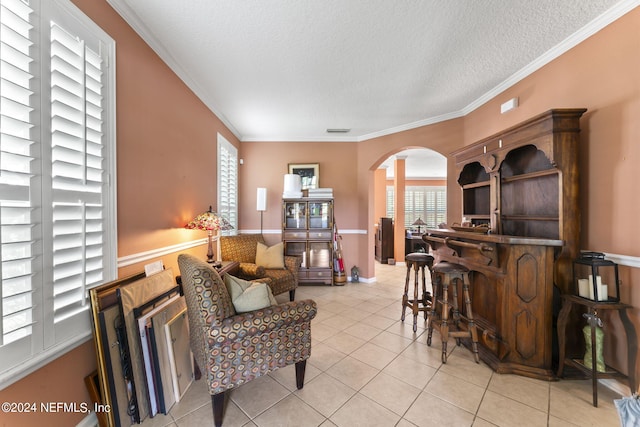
[401, 253, 434, 332]
[427, 262, 479, 363]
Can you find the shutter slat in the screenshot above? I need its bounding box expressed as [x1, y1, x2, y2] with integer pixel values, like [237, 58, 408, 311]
[1, 257, 33, 280]
[1, 274, 33, 297]
[0, 241, 31, 261]
[2, 309, 34, 335]
[2, 291, 32, 316]
[53, 271, 83, 292]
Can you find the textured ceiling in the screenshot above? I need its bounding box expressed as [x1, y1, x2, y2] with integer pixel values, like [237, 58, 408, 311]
[107, 0, 634, 143]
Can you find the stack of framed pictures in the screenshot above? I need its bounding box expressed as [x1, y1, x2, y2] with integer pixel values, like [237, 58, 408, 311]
[135, 294, 193, 416]
[89, 268, 195, 426]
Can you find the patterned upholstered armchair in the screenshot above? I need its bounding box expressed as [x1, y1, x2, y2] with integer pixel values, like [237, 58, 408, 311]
[177, 254, 316, 427]
[220, 234, 300, 301]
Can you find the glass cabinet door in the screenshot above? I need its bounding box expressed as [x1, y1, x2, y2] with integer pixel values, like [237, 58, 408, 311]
[285, 241, 307, 268]
[308, 241, 332, 269]
[284, 201, 307, 229]
[308, 201, 332, 229]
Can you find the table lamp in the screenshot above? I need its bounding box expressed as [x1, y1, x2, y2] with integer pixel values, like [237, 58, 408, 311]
[185, 206, 233, 263]
[412, 217, 426, 233]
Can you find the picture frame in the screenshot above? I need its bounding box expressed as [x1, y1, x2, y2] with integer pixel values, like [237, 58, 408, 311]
[89, 271, 146, 427]
[89, 269, 180, 426]
[288, 163, 319, 190]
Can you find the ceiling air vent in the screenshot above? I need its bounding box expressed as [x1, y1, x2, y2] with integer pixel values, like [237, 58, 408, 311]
[326, 128, 351, 133]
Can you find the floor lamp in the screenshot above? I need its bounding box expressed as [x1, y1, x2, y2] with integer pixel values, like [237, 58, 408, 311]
[257, 187, 267, 234]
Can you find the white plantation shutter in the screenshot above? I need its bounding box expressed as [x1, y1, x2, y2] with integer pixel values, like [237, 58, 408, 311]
[405, 188, 425, 227]
[386, 186, 446, 228]
[217, 133, 237, 234]
[0, 0, 116, 386]
[386, 186, 393, 218]
[47, 20, 107, 338]
[1, 0, 37, 367]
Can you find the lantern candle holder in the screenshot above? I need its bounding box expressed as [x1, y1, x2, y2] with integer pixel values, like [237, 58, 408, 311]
[573, 252, 619, 303]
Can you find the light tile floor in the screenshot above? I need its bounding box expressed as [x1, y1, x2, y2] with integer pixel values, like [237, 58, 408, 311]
[141, 263, 624, 427]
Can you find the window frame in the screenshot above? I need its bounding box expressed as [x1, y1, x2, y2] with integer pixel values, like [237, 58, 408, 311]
[216, 133, 238, 235]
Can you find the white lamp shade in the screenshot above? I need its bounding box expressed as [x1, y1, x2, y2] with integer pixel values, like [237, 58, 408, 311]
[283, 174, 302, 198]
[257, 187, 267, 211]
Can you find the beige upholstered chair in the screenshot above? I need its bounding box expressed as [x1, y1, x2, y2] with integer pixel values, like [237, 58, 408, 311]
[177, 254, 316, 427]
[220, 234, 300, 301]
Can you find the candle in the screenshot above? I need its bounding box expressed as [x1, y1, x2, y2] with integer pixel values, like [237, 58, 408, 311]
[578, 279, 590, 298]
[588, 275, 602, 300]
[598, 284, 608, 301]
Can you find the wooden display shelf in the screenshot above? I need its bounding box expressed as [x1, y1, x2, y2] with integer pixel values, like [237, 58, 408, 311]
[462, 180, 490, 189]
[501, 168, 558, 183]
[564, 358, 627, 379]
[501, 215, 558, 221]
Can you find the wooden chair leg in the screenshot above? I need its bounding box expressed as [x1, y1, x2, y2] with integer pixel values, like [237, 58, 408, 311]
[295, 360, 307, 390]
[212, 392, 225, 427]
[401, 263, 411, 321]
[427, 273, 439, 347]
[289, 289, 295, 301]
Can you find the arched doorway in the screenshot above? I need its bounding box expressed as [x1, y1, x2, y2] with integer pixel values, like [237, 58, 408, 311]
[373, 148, 447, 266]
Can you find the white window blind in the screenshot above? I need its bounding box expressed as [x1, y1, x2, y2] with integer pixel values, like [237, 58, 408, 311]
[217, 133, 237, 234]
[0, 0, 116, 387]
[386, 186, 447, 228]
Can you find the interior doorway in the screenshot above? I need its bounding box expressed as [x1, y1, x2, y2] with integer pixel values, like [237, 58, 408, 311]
[373, 148, 447, 264]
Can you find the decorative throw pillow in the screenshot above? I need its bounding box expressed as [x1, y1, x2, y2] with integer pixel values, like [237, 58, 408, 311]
[224, 274, 277, 313]
[255, 241, 285, 269]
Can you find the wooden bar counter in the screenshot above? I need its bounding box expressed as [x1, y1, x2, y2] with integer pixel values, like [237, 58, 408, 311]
[424, 228, 563, 380]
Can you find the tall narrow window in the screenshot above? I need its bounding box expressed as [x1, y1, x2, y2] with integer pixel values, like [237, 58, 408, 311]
[0, 0, 116, 386]
[217, 134, 237, 234]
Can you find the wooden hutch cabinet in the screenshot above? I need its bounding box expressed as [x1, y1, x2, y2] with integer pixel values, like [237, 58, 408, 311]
[282, 198, 334, 285]
[425, 109, 586, 380]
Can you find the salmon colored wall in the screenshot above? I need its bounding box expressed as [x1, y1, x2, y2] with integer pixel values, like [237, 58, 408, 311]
[68, 1, 240, 259]
[238, 141, 360, 258]
[373, 169, 387, 225]
[0, 341, 97, 426]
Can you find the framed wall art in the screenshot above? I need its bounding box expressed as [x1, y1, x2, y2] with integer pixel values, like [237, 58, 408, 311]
[288, 163, 319, 190]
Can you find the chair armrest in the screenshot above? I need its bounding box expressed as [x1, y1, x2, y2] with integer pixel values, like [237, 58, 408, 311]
[208, 299, 317, 344]
[284, 255, 301, 273]
[238, 262, 266, 278]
